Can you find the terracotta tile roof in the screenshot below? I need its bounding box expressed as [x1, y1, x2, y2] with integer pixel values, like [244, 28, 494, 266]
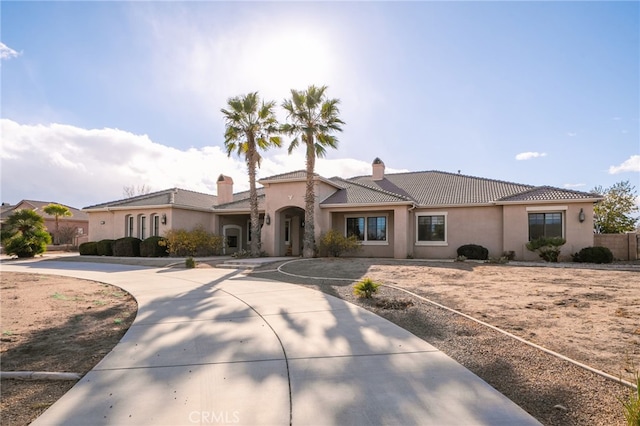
[497, 186, 601, 202]
[324, 171, 600, 207]
[83, 188, 217, 210]
[260, 170, 310, 181]
[322, 178, 412, 204]
[214, 189, 265, 210]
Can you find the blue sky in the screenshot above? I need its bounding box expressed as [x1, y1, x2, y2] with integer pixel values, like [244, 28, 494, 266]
[1, 1, 638, 209]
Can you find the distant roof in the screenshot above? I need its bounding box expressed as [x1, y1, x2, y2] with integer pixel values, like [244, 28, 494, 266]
[323, 171, 601, 207]
[83, 188, 217, 210]
[0, 200, 88, 221]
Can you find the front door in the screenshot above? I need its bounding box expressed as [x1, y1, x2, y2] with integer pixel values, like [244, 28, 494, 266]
[223, 225, 241, 255]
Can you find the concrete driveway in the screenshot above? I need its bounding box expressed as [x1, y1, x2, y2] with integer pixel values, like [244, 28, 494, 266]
[1, 259, 541, 425]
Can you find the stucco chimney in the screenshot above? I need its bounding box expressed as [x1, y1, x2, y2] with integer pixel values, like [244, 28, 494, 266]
[372, 157, 385, 181]
[217, 174, 234, 205]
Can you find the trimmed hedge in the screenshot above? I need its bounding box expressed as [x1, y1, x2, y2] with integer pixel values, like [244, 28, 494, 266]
[140, 236, 169, 257]
[113, 237, 141, 257]
[457, 244, 489, 260]
[572, 246, 614, 264]
[79, 241, 98, 255]
[96, 239, 114, 256]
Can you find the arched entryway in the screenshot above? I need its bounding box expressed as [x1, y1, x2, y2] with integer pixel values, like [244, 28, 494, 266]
[276, 207, 304, 256]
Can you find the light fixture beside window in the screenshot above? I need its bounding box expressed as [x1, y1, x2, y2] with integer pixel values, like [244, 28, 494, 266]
[578, 208, 585, 223]
[161, 214, 167, 225]
[265, 214, 271, 225]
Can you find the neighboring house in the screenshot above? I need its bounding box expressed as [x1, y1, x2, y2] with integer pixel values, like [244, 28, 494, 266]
[83, 159, 602, 260]
[0, 200, 89, 245]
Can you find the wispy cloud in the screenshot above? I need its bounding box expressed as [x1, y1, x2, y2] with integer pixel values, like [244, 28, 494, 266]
[566, 132, 577, 137]
[608, 155, 640, 174]
[515, 152, 547, 161]
[563, 183, 586, 189]
[0, 42, 21, 60]
[0, 119, 383, 208]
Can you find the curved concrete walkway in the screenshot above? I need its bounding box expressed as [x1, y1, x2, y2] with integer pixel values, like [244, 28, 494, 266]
[1, 259, 541, 426]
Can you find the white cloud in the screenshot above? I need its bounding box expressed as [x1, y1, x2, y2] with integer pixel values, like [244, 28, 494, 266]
[0, 119, 385, 209]
[563, 183, 585, 189]
[608, 155, 640, 174]
[515, 152, 547, 161]
[0, 42, 21, 60]
[566, 132, 577, 137]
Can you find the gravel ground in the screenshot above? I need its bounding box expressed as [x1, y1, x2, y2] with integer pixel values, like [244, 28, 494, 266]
[250, 262, 634, 426]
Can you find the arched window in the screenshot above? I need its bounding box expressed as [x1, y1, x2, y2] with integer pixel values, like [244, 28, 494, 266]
[138, 214, 146, 239]
[125, 215, 134, 237]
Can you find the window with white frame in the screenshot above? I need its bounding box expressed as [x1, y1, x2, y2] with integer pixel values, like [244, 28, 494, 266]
[152, 214, 160, 236]
[346, 215, 387, 243]
[416, 213, 447, 244]
[125, 215, 134, 237]
[138, 215, 146, 240]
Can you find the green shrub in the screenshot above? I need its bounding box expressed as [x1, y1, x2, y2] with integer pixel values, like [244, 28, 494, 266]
[79, 241, 98, 255]
[353, 277, 381, 299]
[185, 257, 196, 268]
[526, 237, 566, 262]
[1, 209, 51, 258]
[318, 229, 361, 257]
[621, 372, 640, 426]
[457, 244, 489, 260]
[113, 237, 142, 257]
[140, 236, 168, 257]
[163, 227, 223, 257]
[572, 246, 614, 264]
[96, 239, 114, 256]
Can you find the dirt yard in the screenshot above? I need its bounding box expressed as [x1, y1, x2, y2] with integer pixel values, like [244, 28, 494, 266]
[272, 258, 640, 382]
[0, 258, 638, 426]
[0, 272, 137, 426]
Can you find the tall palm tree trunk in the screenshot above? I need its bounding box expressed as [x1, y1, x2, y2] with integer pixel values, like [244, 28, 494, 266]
[248, 149, 260, 257]
[303, 138, 316, 258]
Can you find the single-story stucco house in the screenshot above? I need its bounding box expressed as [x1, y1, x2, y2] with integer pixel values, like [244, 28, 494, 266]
[1, 200, 89, 245]
[83, 159, 602, 261]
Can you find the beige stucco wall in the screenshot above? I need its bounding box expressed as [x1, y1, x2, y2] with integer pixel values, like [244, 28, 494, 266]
[410, 206, 503, 259]
[502, 202, 595, 261]
[87, 207, 214, 242]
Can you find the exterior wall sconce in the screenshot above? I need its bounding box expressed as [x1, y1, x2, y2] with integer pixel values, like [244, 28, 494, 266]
[265, 214, 271, 225]
[161, 214, 167, 225]
[100, 221, 105, 225]
[578, 208, 585, 223]
[301, 220, 305, 228]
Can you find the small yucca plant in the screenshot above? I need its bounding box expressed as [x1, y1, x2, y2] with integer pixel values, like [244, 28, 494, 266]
[353, 277, 380, 299]
[621, 372, 640, 426]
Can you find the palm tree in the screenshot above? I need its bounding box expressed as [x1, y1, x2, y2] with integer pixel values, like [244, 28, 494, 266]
[43, 203, 72, 244]
[221, 92, 281, 257]
[282, 85, 345, 258]
[1, 209, 52, 257]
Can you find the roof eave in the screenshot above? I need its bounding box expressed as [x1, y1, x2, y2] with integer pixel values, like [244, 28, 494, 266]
[495, 197, 603, 206]
[320, 201, 413, 209]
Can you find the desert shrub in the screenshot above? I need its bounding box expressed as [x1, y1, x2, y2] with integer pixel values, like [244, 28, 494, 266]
[140, 236, 168, 257]
[113, 237, 142, 257]
[457, 244, 489, 260]
[163, 227, 223, 257]
[620, 372, 640, 426]
[526, 237, 566, 262]
[185, 257, 196, 268]
[1, 209, 51, 258]
[318, 229, 361, 257]
[502, 251, 516, 261]
[79, 241, 98, 255]
[353, 277, 381, 299]
[572, 246, 614, 264]
[57, 226, 78, 245]
[96, 239, 114, 256]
